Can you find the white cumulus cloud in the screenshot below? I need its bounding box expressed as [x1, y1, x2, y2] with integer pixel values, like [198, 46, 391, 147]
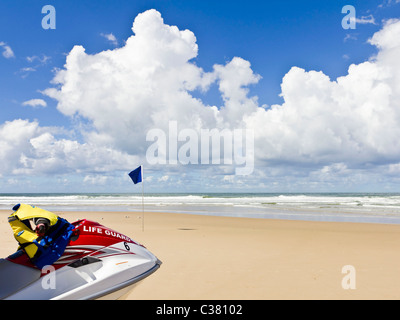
[100, 33, 118, 45]
[355, 15, 377, 25]
[244, 18, 400, 170]
[0, 42, 15, 58]
[22, 99, 47, 108]
[43, 9, 221, 156]
[1, 9, 398, 191]
[0, 119, 139, 177]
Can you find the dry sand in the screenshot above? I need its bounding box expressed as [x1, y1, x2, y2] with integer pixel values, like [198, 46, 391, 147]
[1, 209, 400, 300]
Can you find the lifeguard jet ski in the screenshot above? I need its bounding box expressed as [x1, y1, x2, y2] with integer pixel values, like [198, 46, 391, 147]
[0, 219, 161, 300]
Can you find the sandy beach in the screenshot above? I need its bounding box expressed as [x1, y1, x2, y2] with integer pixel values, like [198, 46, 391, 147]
[1, 209, 400, 300]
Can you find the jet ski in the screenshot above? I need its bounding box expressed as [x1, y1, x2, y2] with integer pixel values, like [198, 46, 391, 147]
[0, 219, 161, 300]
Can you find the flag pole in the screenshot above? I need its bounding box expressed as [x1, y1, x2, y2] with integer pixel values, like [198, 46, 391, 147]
[141, 165, 144, 232]
[128, 165, 144, 232]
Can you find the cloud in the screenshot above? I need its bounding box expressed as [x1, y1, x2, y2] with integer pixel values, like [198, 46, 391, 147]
[83, 175, 110, 185]
[0, 119, 138, 177]
[43, 9, 263, 163]
[213, 57, 262, 126]
[343, 33, 358, 42]
[368, 18, 400, 49]
[355, 15, 377, 25]
[19, 55, 51, 78]
[18, 67, 36, 78]
[378, 0, 400, 8]
[3, 9, 396, 190]
[100, 33, 118, 45]
[22, 99, 47, 108]
[244, 18, 400, 170]
[0, 42, 15, 58]
[44, 9, 219, 157]
[158, 175, 169, 182]
[21, 67, 36, 72]
[26, 55, 51, 64]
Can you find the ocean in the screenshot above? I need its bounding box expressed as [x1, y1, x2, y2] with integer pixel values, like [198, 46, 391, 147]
[1, 193, 400, 224]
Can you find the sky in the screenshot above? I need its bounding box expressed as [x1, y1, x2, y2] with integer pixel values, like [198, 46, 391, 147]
[1, 0, 400, 193]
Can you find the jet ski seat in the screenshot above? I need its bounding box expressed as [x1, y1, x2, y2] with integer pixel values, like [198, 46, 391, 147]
[0, 258, 41, 299]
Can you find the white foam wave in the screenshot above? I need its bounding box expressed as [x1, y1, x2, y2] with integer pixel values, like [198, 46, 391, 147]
[1, 193, 400, 224]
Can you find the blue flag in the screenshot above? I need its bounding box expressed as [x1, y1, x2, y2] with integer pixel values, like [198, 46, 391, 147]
[128, 166, 142, 184]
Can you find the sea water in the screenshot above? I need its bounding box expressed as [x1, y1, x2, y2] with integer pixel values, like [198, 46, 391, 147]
[1, 193, 400, 224]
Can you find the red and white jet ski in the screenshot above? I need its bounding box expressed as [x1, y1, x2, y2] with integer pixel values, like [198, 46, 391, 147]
[0, 219, 161, 300]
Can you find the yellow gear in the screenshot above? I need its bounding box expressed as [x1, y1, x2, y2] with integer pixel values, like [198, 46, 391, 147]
[8, 204, 59, 259]
[11, 203, 58, 226]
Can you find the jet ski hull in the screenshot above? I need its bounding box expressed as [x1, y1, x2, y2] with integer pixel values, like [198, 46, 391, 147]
[1, 219, 161, 300]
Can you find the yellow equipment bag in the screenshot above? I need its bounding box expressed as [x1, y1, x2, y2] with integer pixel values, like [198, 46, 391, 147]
[8, 204, 59, 259]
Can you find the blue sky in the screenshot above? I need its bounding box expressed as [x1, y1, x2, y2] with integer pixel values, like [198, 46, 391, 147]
[0, 0, 389, 109]
[1, 0, 400, 193]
